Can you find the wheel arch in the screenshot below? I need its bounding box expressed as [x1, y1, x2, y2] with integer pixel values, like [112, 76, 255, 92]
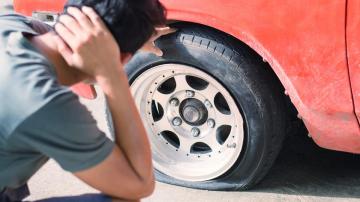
[165, 20, 297, 116]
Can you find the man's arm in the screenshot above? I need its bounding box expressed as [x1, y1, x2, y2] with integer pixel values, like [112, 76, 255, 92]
[74, 73, 155, 200]
[54, 7, 154, 200]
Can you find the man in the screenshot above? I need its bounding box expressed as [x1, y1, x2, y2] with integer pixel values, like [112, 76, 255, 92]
[0, 0, 173, 201]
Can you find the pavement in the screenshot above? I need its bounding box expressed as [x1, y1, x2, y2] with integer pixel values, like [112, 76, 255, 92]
[24, 89, 360, 202]
[2, 0, 360, 201]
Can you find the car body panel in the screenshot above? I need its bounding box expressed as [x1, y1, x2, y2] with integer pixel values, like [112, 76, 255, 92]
[13, 0, 360, 153]
[346, 0, 360, 125]
[14, 0, 66, 16]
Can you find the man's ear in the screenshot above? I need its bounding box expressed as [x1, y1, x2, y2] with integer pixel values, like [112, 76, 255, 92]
[121, 53, 133, 64]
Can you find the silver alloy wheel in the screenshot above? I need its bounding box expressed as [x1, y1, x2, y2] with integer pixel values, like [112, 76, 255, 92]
[131, 64, 244, 181]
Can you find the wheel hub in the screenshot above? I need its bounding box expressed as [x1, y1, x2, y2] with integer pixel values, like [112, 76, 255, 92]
[182, 106, 200, 122]
[180, 98, 208, 126]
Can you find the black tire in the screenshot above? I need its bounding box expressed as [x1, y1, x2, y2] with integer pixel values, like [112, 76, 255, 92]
[125, 24, 287, 190]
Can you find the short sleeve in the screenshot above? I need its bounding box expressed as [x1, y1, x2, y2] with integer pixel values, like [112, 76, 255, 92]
[10, 92, 115, 172]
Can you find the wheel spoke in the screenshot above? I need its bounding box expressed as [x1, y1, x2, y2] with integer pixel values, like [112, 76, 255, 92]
[201, 131, 222, 151]
[178, 136, 193, 154]
[216, 110, 234, 126]
[155, 116, 174, 133]
[201, 84, 219, 101]
[153, 91, 171, 105]
[174, 75, 192, 91]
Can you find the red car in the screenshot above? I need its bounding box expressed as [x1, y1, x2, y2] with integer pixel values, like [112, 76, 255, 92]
[14, 0, 360, 190]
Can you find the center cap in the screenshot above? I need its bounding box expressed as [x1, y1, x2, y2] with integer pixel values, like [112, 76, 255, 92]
[183, 106, 200, 123]
[179, 98, 208, 126]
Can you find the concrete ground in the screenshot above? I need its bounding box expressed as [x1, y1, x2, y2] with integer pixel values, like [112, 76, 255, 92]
[24, 90, 360, 202]
[2, 1, 360, 201]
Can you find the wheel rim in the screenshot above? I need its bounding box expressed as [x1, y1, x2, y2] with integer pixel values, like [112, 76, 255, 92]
[131, 64, 244, 181]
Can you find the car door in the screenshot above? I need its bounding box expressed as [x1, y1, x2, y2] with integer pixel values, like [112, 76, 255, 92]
[346, 0, 360, 124]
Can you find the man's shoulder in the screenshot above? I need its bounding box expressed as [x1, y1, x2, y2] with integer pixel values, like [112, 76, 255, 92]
[0, 41, 69, 139]
[0, 9, 35, 33]
[0, 9, 67, 138]
[0, 30, 57, 93]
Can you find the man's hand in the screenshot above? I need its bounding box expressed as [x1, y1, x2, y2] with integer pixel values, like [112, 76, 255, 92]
[141, 27, 177, 56]
[54, 6, 155, 200]
[54, 6, 121, 78]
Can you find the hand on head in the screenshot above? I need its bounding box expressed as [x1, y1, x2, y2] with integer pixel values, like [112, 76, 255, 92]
[53, 6, 176, 82]
[54, 6, 122, 80]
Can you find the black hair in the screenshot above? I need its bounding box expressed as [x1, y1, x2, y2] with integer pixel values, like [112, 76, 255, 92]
[64, 0, 166, 54]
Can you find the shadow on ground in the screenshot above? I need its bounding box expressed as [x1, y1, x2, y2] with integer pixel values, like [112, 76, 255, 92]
[254, 126, 360, 198]
[35, 194, 111, 202]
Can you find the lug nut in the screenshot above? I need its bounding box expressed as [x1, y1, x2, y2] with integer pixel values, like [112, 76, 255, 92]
[186, 90, 195, 97]
[191, 127, 200, 137]
[207, 119, 216, 128]
[204, 100, 212, 108]
[172, 117, 182, 126]
[170, 98, 180, 106]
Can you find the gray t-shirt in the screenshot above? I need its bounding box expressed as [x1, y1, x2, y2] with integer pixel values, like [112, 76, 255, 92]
[0, 9, 114, 190]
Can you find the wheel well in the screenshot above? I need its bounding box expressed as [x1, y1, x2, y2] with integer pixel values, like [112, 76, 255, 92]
[167, 21, 304, 135]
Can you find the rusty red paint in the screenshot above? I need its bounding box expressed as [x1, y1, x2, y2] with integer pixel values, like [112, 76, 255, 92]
[13, 0, 360, 153]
